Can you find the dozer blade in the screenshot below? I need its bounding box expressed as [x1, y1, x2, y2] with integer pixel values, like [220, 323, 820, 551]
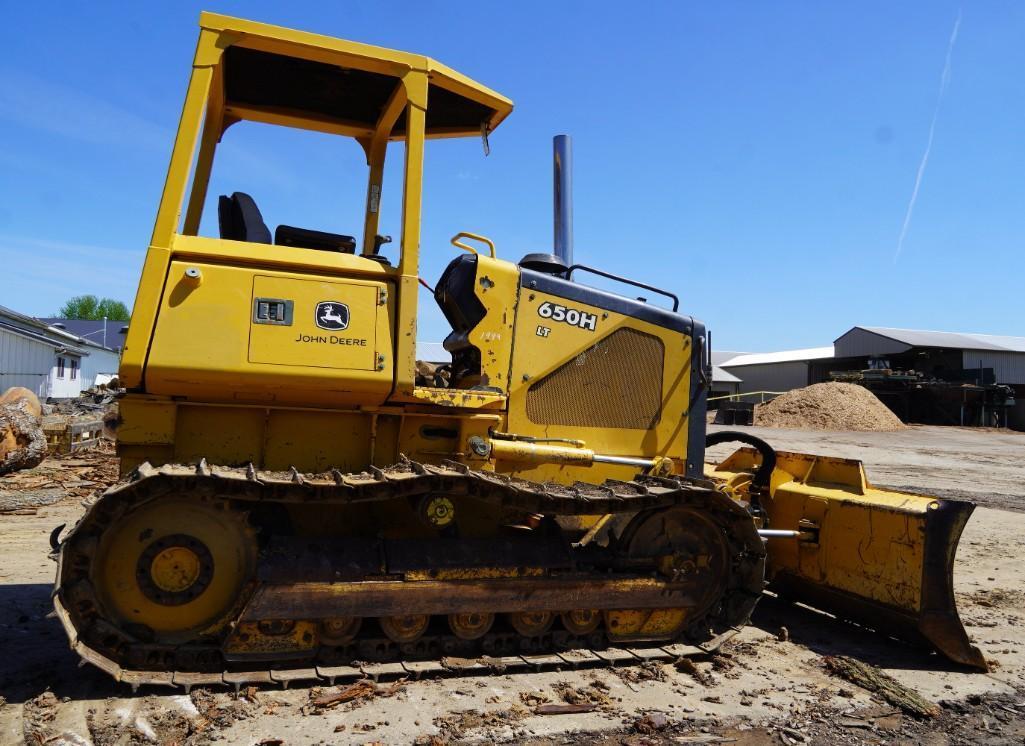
[710, 448, 987, 671]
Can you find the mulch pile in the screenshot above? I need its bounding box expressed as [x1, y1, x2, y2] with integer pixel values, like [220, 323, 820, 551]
[755, 382, 906, 432]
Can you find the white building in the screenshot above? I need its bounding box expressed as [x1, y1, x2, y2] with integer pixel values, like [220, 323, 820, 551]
[0, 305, 121, 399]
[717, 346, 834, 395]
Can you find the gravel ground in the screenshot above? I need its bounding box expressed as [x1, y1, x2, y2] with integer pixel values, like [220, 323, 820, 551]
[0, 426, 1022, 744]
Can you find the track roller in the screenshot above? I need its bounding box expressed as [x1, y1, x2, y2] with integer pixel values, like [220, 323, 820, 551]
[449, 612, 495, 640]
[562, 609, 601, 635]
[380, 614, 429, 643]
[508, 611, 554, 636]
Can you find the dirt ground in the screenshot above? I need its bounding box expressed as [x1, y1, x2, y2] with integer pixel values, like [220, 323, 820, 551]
[1, 425, 1023, 745]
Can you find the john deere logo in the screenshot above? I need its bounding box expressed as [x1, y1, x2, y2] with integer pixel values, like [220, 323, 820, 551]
[315, 301, 349, 331]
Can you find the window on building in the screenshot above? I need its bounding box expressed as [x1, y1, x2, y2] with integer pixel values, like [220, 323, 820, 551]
[70, 359, 78, 380]
[57, 357, 65, 379]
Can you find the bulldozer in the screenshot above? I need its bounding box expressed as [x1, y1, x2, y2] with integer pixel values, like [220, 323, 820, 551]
[53, 13, 986, 688]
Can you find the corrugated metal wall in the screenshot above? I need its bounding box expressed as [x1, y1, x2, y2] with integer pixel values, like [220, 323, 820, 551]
[0, 328, 54, 398]
[80, 347, 121, 389]
[962, 351, 1025, 385]
[721, 361, 810, 394]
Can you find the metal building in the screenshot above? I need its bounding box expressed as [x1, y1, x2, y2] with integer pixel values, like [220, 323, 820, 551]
[705, 350, 744, 400]
[0, 306, 86, 397]
[829, 326, 1025, 429]
[415, 341, 450, 363]
[710, 366, 741, 398]
[833, 327, 1025, 384]
[0, 305, 122, 398]
[40, 318, 128, 353]
[718, 347, 834, 395]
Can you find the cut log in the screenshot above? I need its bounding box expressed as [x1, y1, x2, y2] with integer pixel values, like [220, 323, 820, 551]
[0, 387, 41, 416]
[0, 387, 47, 475]
[102, 403, 120, 440]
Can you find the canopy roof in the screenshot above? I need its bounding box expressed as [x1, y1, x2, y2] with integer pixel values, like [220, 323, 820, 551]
[719, 347, 835, 367]
[201, 12, 513, 140]
[841, 326, 1025, 354]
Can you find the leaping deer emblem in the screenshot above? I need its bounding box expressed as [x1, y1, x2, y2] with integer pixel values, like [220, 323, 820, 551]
[321, 305, 344, 325]
[316, 301, 349, 330]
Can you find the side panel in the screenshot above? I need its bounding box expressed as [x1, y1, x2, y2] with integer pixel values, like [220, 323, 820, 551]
[146, 261, 394, 407]
[400, 252, 519, 406]
[119, 399, 377, 473]
[503, 275, 694, 484]
[467, 255, 519, 393]
[249, 276, 379, 371]
[117, 397, 499, 475]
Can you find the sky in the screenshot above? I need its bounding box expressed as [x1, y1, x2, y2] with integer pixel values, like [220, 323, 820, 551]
[0, 2, 1022, 351]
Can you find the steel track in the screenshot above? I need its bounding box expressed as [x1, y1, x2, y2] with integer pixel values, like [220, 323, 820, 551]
[54, 458, 764, 689]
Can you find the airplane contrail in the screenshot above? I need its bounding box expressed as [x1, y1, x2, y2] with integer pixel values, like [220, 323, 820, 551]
[894, 9, 962, 263]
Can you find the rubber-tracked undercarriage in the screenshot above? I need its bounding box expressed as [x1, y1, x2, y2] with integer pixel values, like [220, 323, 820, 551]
[54, 12, 986, 686]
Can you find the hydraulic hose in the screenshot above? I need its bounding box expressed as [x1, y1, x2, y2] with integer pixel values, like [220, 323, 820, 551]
[705, 430, 776, 493]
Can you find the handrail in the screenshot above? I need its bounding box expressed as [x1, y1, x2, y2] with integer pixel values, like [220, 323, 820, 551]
[450, 232, 496, 258]
[708, 390, 785, 403]
[566, 264, 679, 311]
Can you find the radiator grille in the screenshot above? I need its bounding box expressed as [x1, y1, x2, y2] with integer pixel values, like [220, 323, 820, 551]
[526, 328, 664, 429]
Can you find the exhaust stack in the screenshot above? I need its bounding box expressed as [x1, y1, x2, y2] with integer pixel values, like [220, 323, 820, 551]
[553, 135, 573, 269]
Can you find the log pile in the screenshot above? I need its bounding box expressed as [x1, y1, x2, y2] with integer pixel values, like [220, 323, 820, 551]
[0, 441, 118, 514]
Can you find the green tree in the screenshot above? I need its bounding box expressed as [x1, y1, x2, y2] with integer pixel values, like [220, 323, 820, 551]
[57, 295, 130, 321]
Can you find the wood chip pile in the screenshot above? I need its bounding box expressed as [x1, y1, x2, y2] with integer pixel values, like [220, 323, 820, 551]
[754, 382, 906, 432]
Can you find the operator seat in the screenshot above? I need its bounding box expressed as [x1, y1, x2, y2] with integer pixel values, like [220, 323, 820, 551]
[218, 192, 272, 244]
[217, 192, 360, 254]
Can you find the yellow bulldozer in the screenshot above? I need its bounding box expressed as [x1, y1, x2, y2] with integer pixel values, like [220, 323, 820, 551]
[53, 13, 985, 688]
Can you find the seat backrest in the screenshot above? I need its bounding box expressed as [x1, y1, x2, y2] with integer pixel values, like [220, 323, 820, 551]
[217, 192, 272, 244]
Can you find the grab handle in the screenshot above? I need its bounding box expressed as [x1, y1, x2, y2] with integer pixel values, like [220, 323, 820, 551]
[450, 232, 496, 258]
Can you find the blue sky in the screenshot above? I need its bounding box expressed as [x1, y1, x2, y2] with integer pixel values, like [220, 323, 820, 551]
[1, 2, 1022, 351]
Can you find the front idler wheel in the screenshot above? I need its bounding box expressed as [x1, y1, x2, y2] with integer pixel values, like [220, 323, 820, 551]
[91, 497, 257, 645]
